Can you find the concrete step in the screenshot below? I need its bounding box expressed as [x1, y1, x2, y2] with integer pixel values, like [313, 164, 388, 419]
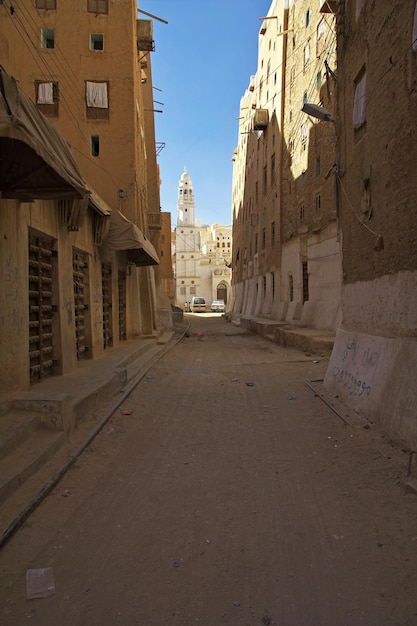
[0, 423, 64, 505]
[0, 410, 42, 457]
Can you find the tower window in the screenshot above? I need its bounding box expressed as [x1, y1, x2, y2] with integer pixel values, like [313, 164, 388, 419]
[36, 0, 56, 8]
[88, 0, 108, 14]
[91, 135, 100, 157]
[41, 28, 55, 48]
[35, 81, 59, 116]
[90, 34, 104, 51]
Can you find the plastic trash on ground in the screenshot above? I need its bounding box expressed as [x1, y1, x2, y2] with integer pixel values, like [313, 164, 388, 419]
[26, 567, 56, 599]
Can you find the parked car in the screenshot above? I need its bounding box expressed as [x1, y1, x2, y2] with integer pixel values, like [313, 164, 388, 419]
[211, 299, 225, 312]
[190, 296, 206, 313]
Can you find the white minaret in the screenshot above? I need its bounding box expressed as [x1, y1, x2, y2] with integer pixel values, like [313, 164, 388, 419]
[177, 166, 195, 226]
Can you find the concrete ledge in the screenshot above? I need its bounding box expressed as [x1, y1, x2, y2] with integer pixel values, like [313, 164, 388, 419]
[231, 314, 335, 356]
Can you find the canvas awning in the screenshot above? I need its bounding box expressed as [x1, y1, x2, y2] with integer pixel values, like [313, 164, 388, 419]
[104, 210, 159, 266]
[0, 66, 89, 200]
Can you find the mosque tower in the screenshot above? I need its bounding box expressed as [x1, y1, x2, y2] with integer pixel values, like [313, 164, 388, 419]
[177, 166, 195, 227]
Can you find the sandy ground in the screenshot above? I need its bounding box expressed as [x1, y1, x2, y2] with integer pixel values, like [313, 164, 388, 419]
[1, 314, 417, 626]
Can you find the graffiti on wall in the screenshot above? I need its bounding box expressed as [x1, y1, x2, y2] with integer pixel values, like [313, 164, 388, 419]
[332, 337, 381, 397]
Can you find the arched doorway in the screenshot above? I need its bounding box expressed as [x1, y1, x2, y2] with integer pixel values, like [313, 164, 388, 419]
[216, 281, 228, 304]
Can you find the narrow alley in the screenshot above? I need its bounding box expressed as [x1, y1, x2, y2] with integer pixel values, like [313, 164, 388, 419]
[1, 315, 417, 626]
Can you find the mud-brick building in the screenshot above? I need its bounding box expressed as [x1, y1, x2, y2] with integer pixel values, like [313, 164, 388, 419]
[0, 1, 171, 395]
[324, 1, 417, 448]
[230, 0, 341, 331]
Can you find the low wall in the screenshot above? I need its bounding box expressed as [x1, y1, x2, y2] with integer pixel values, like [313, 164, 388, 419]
[324, 328, 417, 449]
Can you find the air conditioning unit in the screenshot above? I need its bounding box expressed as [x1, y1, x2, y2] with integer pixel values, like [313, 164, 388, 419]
[253, 109, 269, 131]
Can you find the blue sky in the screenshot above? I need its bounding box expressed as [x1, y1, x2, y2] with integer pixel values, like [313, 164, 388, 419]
[138, 0, 272, 227]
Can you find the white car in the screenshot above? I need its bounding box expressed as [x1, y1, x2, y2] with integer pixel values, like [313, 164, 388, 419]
[211, 299, 225, 312]
[190, 297, 206, 312]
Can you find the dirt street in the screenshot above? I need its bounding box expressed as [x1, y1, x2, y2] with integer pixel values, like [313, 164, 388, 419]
[1, 314, 417, 626]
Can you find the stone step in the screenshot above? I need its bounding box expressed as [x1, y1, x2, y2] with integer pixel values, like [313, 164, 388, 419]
[0, 410, 43, 457]
[0, 424, 64, 506]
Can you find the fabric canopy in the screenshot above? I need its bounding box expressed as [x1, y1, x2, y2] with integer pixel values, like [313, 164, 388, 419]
[104, 210, 159, 267]
[0, 66, 89, 200]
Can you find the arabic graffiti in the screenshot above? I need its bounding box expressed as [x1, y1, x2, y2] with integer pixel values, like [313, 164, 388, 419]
[331, 337, 381, 397]
[332, 365, 371, 396]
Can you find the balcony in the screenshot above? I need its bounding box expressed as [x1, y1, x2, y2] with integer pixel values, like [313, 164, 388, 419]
[137, 19, 154, 52]
[253, 109, 269, 131]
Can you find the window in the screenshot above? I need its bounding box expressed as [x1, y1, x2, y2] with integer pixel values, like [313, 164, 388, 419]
[262, 227, 266, 249]
[35, 81, 58, 116]
[304, 42, 310, 71]
[316, 19, 325, 56]
[300, 205, 305, 222]
[353, 70, 366, 129]
[316, 157, 321, 175]
[306, 10, 310, 27]
[356, 0, 365, 19]
[290, 66, 295, 94]
[36, 0, 56, 8]
[315, 193, 321, 210]
[301, 123, 308, 148]
[317, 71, 322, 90]
[263, 165, 267, 194]
[88, 0, 108, 14]
[289, 274, 294, 302]
[86, 81, 109, 119]
[302, 261, 309, 303]
[41, 28, 54, 48]
[91, 135, 100, 157]
[271, 153, 276, 186]
[90, 34, 104, 51]
[271, 221, 275, 246]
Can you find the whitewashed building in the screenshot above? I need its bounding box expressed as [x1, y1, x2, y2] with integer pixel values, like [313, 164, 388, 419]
[174, 168, 232, 309]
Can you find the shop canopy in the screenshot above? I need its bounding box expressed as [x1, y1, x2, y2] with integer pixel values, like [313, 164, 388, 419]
[104, 210, 159, 267]
[0, 66, 89, 200]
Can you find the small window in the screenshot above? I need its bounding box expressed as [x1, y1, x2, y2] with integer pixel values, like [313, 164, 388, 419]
[316, 157, 321, 175]
[306, 10, 310, 27]
[41, 28, 55, 49]
[300, 205, 305, 222]
[86, 81, 109, 119]
[304, 43, 310, 71]
[88, 0, 108, 14]
[35, 81, 59, 116]
[315, 193, 321, 210]
[36, 0, 56, 8]
[316, 19, 325, 56]
[90, 34, 104, 51]
[301, 123, 308, 145]
[91, 135, 100, 157]
[356, 0, 365, 19]
[353, 70, 366, 129]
